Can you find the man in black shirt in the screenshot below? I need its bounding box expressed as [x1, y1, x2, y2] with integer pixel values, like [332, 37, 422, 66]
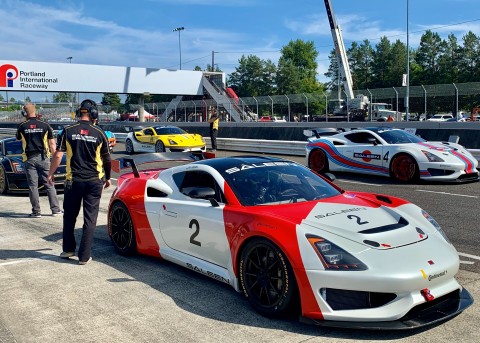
[48, 99, 111, 265]
[16, 103, 62, 217]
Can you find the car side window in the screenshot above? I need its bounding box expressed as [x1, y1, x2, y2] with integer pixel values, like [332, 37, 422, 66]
[345, 132, 377, 144]
[173, 170, 226, 204]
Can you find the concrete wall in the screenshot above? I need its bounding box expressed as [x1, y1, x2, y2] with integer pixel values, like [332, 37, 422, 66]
[3, 121, 480, 149]
[98, 121, 480, 149]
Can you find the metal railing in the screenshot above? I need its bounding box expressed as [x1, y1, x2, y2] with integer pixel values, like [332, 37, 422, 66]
[1, 128, 479, 160]
[3, 82, 480, 123]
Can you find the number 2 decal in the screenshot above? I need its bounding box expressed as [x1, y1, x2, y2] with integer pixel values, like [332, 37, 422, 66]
[347, 215, 369, 225]
[189, 219, 202, 246]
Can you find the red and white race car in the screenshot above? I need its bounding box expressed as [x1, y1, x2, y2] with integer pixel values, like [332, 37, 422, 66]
[107, 153, 473, 329]
[306, 127, 479, 183]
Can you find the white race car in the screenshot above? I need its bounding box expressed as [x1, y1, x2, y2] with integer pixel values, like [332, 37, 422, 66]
[108, 153, 473, 330]
[306, 127, 479, 182]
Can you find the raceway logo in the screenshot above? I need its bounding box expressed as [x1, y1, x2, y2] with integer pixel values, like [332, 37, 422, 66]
[0, 64, 18, 87]
[0, 63, 58, 89]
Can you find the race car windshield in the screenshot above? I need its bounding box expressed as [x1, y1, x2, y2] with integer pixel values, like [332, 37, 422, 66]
[5, 140, 23, 155]
[223, 163, 341, 206]
[377, 130, 426, 144]
[154, 127, 186, 135]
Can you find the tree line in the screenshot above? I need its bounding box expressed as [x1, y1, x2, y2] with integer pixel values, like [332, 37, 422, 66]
[229, 30, 480, 97]
[5, 29, 477, 114]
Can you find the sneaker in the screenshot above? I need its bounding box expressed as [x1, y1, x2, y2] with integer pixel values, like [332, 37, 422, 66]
[79, 257, 92, 265]
[29, 212, 41, 218]
[60, 251, 75, 259]
[52, 210, 63, 217]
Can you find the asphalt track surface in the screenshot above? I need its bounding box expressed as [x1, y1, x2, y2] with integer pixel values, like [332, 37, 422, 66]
[0, 143, 479, 343]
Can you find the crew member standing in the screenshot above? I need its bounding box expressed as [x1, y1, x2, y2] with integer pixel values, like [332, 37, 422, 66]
[16, 103, 62, 217]
[48, 99, 111, 265]
[208, 107, 219, 151]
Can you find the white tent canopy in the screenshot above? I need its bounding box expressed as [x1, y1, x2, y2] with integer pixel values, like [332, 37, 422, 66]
[130, 110, 155, 119]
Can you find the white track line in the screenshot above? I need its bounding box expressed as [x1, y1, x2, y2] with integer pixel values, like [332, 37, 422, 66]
[458, 252, 480, 260]
[416, 189, 478, 198]
[339, 180, 382, 187]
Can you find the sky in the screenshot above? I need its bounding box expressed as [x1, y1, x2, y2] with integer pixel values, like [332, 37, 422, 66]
[1, 0, 479, 102]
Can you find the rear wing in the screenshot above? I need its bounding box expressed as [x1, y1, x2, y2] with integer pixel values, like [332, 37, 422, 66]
[112, 151, 215, 177]
[303, 128, 344, 139]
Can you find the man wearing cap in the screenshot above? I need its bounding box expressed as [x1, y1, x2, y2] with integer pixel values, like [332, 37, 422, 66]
[16, 103, 62, 217]
[48, 99, 111, 265]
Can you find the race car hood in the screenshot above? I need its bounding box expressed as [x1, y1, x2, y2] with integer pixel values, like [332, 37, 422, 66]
[168, 133, 202, 142]
[415, 141, 476, 161]
[258, 193, 428, 250]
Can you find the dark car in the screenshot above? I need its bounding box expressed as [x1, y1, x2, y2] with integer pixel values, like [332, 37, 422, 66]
[0, 137, 67, 193]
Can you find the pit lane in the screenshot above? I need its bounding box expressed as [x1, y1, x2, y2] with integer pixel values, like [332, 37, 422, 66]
[0, 142, 479, 343]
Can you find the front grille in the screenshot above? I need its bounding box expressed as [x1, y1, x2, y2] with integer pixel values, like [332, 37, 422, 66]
[427, 168, 455, 176]
[402, 289, 462, 321]
[322, 288, 397, 310]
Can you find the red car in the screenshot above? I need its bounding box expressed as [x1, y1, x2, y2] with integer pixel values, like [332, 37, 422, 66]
[107, 153, 472, 329]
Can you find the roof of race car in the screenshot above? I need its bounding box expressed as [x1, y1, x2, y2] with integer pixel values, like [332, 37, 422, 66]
[351, 127, 396, 133]
[0, 137, 16, 143]
[193, 155, 298, 173]
[197, 154, 290, 165]
[149, 125, 186, 134]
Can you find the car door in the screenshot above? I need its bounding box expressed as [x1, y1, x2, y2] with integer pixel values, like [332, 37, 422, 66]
[137, 128, 154, 144]
[158, 170, 229, 268]
[341, 132, 386, 174]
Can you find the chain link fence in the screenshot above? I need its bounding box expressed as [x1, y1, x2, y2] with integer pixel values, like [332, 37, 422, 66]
[2, 82, 480, 123]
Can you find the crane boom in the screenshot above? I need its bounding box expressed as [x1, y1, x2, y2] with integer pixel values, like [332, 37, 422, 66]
[324, 0, 354, 100]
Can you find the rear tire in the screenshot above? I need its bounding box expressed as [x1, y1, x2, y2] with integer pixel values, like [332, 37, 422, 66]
[308, 149, 329, 173]
[125, 139, 135, 154]
[109, 201, 137, 255]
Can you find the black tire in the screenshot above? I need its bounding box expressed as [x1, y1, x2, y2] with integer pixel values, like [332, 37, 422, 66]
[0, 166, 8, 194]
[239, 238, 299, 318]
[308, 149, 329, 174]
[109, 201, 137, 255]
[390, 153, 419, 183]
[155, 140, 165, 152]
[125, 139, 134, 154]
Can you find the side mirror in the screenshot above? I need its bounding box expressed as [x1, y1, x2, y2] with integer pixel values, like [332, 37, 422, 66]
[323, 173, 336, 182]
[187, 187, 216, 199]
[367, 138, 378, 145]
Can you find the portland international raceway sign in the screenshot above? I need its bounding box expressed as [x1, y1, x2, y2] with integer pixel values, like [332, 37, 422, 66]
[0, 60, 206, 95]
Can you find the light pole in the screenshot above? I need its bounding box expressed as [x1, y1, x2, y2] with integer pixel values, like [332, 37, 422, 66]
[173, 27, 185, 70]
[66, 57, 72, 63]
[405, 0, 410, 121]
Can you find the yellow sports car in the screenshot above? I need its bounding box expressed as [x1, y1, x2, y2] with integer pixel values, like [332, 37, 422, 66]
[125, 125, 206, 154]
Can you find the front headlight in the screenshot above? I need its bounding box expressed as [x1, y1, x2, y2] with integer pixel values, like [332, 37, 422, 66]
[422, 150, 444, 162]
[307, 235, 368, 271]
[168, 139, 178, 145]
[421, 209, 451, 244]
[12, 162, 25, 173]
